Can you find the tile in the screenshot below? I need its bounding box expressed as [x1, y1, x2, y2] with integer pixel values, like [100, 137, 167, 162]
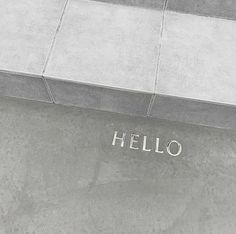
[157, 11, 236, 105]
[1, 97, 236, 232]
[168, 0, 236, 20]
[0, 0, 66, 74]
[150, 94, 236, 130]
[0, 72, 51, 102]
[47, 78, 152, 116]
[45, 0, 163, 93]
[91, 0, 164, 9]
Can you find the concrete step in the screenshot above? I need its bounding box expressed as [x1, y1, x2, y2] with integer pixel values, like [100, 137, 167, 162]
[0, 0, 236, 130]
[1, 71, 236, 131]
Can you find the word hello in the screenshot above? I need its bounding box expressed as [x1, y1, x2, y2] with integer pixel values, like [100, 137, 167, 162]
[112, 131, 182, 157]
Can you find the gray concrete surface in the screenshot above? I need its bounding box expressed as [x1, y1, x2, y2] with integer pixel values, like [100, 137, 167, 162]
[1, 0, 236, 134]
[0, 72, 51, 103]
[151, 94, 236, 130]
[157, 11, 236, 105]
[91, 0, 164, 9]
[47, 78, 152, 116]
[167, 0, 236, 20]
[93, 0, 236, 20]
[0, 0, 67, 75]
[45, 0, 163, 93]
[0, 96, 236, 233]
[1, 70, 236, 131]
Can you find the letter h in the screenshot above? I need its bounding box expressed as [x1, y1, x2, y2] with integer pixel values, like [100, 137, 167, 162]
[112, 131, 126, 147]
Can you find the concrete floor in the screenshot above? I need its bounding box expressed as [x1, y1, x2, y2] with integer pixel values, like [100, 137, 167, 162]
[0, 96, 236, 233]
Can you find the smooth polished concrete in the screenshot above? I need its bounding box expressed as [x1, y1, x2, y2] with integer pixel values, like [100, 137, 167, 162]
[0, 97, 236, 233]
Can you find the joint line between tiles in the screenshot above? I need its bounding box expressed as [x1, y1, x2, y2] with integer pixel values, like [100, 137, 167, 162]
[146, 94, 156, 116]
[147, 0, 168, 116]
[42, 0, 69, 75]
[42, 0, 69, 103]
[154, 0, 168, 91]
[42, 75, 56, 103]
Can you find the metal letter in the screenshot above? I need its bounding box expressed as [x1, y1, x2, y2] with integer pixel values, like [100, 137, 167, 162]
[112, 131, 126, 147]
[143, 136, 151, 152]
[166, 140, 182, 157]
[155, 138, 164, 154]
[130, 134, 139, 150]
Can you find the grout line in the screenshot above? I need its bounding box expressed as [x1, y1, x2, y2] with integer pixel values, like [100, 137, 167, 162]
[42, 0, 69, 75]
[154, 0, 168, 93]
[42, 75, 56, 103]
[42, 0, 69, 103]
[146, 94, 156, 116]
[146, 0, 168, 116]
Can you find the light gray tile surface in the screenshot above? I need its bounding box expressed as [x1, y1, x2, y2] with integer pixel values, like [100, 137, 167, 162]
[0, 97, 236, 233]
[45, 0, 163, 93]
[168, 0, 236, 20]
[157, 11, 236, 105]
[150, 94, 236, 130]
[0, 72, 51, 102]
[47, 78, 152, 116]
[0, 0, 66, 74]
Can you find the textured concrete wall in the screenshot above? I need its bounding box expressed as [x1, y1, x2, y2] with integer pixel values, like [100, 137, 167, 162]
[0, 97, 236, 233]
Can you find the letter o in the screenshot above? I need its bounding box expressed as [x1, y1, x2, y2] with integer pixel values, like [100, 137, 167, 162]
[166, 140, 182, 157]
